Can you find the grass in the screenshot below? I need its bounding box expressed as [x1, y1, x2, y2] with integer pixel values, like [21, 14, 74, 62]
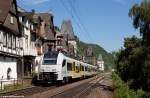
[0, 83, 32, 93]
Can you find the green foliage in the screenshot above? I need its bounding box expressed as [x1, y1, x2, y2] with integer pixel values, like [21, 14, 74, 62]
[115, 36, 144, 82]
[113, 73, 145, 98]
[77, 41, 114, 70]
[129, 0, 150, 45]
[115, 1, 150, 91]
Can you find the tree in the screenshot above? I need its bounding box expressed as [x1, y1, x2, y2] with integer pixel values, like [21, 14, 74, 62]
[115, 0, 150, 92]
[129, 1, 150, 91]
[129, 0, 150, 46]
[115, 36, 143, 86]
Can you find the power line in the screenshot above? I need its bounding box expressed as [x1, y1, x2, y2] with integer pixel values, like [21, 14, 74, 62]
[68, 0, 94, 42]
[59, 0, 92, 41]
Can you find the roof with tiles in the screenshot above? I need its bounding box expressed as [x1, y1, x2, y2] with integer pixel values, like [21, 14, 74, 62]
[0, 0, 13, 24]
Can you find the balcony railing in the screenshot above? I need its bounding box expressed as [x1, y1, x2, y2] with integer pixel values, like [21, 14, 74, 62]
[0, 43, 23, 56]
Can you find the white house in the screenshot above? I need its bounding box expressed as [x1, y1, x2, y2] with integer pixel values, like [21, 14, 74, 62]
[0, 0, 23, 88]
[18, 12, 37, 77]
[97, 54, 104, 71]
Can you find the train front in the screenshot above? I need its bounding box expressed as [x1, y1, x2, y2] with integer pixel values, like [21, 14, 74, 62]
[38, 52, 63, 83]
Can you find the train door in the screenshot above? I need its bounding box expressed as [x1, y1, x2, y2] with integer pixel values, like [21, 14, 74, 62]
[62, 59, 66, 79]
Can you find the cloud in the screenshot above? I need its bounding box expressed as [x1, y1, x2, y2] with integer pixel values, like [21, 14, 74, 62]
[112, 0, 127, 5]
[21, 0, 50, 5]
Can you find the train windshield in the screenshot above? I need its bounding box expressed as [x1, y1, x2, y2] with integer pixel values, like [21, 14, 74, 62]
[42, 52, 58, 65]
[43, 58, 57, 65]
[44, 52, 58, 58]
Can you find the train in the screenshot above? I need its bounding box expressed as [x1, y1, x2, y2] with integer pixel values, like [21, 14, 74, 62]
[36, 51, 97, 84]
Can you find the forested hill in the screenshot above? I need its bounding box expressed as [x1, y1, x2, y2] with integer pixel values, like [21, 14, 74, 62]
[77, 41, 114, 70]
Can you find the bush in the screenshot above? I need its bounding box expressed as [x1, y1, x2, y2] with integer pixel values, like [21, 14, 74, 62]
[113, 73, 145, 98]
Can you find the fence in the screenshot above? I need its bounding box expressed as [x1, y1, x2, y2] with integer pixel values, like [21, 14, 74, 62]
[0, 78, 24, 92]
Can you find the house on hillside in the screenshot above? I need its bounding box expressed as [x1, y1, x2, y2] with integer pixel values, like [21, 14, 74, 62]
[97, 54, 104, 71]
[0, 0, 23, 84]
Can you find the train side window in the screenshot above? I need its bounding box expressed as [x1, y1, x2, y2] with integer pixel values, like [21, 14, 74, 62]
[67, 62, 72, 71]
[80, 64, 82, 71]
[82, 66, 84, 71]
[85, 66, 87, 71]
[76, 66, 77, 72]
[62, 59, 66, 67]
[76, 66, 79, 73]
[73, 62, 75, 71]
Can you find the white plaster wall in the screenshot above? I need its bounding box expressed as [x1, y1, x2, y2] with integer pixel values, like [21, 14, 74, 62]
[97, 61, 104, 71]
[22, 20, 37, 56]
[0, 57, 17, 80]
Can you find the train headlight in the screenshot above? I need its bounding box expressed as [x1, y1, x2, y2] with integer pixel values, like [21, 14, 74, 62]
[52, 69, 56, 72]
[41, 69, 44, 72]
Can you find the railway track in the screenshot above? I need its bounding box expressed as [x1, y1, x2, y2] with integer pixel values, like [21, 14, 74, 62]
[73, 76, 104, 98]
[0, 75, 103, 98]
[0, 85, 56, 97]
[48, 75, 104, 98]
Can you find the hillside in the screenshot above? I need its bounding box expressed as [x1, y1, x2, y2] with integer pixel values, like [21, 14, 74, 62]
[77, 41, 114, 70]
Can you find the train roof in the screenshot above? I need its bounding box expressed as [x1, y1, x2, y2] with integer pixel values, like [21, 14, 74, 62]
[43, 52, 96, 67]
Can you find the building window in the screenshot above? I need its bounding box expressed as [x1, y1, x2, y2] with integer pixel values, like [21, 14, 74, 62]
[10, 16, 14, 24]
[8, 33, 12, 48]
[0, 31, 3, 43]
[19, 38, 23, 48]
[16, 37, 18, 48]
[12, 35, 16, 49]
[3, 33, 7, 46]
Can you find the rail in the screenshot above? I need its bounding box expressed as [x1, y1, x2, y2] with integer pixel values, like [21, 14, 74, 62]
[48, 75, 104, 98]
[73, 76, 105, 98]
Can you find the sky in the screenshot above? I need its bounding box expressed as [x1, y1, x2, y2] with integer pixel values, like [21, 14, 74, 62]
[17, 0, 141, 52]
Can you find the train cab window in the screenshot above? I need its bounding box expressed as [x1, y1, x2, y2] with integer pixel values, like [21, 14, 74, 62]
[62, 59, 66, 67]
[67, 62, 72, 71]
[43, 58, 57, 65]
[44, 52, 58, 58]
